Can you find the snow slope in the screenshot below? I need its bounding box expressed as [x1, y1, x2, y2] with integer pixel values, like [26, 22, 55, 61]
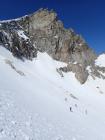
[0, 45, 105, 140]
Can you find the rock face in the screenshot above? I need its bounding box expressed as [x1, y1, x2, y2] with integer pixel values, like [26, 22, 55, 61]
[18, 9, 96, 65]
[59, 64, 89, 84]
[0, 20, 37, 60]
[0, 8, 104, 84]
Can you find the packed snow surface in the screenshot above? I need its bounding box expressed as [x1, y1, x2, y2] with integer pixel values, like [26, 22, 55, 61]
[0, 45, 105, 140]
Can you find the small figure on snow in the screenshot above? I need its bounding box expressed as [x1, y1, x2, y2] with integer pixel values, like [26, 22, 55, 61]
[85, 109, 87, 115]
[70, 107, 73, 112]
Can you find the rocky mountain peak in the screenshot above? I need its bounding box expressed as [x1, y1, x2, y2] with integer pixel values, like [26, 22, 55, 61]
[30, 8, 57, 30]
[0, 8, 105, 84]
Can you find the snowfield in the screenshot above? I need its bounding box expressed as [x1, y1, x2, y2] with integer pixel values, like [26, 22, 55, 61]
[0, 45, 105, 140]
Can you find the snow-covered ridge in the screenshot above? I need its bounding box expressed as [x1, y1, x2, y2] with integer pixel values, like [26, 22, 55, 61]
[95, 53, 105, 67]
[0, 15, 28, 23]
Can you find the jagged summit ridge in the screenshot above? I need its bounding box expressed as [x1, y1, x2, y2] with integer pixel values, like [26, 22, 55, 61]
[0, 9, 96, 62]
[0, 8, 105, 84]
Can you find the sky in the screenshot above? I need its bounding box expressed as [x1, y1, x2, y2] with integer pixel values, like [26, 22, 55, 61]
[0, 0, 105, 54]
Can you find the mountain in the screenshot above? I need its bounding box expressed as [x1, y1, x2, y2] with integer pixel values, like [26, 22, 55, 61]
[0, 9, 105, 140]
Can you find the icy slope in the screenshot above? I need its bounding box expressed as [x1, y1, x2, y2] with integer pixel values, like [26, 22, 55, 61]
[0, 45, 105, 140]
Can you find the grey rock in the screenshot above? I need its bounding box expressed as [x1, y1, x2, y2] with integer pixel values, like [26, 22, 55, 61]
[59, 63, 89, 84]
[0, 20, 37, 60]
[18, 9, 96, 65]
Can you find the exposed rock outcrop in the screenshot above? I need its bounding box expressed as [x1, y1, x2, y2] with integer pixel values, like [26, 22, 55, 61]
[59, 64, 89, 84]
[18, 9, 96, 65]
[0, 21, 37, 60]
